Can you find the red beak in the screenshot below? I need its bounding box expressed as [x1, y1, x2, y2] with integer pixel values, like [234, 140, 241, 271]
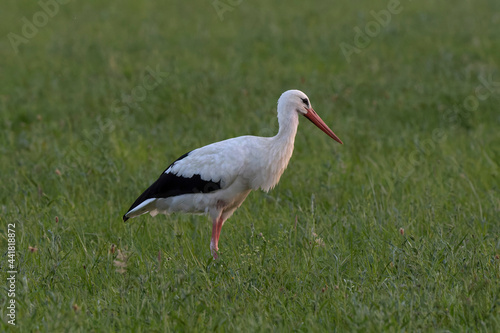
[304, 108, 343, 144]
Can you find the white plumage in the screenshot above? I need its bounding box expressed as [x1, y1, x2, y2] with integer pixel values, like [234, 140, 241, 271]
[123, 89, 342, 259]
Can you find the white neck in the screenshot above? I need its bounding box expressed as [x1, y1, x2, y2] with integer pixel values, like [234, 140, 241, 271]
[259, 103, 299, 191]
[273, 107, 299, 155]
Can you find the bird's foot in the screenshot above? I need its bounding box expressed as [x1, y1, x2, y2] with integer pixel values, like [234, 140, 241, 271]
[210, 243, 219, 260]
[211, 246, 219, 260]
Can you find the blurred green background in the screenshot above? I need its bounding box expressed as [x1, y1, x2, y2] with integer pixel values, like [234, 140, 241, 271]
[1, 0, 499, 331]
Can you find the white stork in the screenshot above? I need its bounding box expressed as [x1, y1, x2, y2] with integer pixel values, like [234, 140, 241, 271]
[123, 89, 342, 259]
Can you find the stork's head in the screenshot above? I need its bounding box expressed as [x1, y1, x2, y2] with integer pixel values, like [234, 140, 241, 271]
[278, 90, 343, 144]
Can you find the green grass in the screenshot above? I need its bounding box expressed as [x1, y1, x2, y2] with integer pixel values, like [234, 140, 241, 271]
[1, 0, 499, 331]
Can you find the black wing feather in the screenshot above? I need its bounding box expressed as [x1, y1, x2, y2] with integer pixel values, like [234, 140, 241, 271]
[123, 151, 221, 221]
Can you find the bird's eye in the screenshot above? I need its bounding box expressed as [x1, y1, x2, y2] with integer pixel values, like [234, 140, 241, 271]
[301, 98, 309, 106]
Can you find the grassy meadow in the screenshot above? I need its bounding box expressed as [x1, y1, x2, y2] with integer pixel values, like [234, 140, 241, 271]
[1, 0, 499, 331]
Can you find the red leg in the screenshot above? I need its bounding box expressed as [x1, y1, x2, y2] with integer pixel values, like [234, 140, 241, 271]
[210, 216, 225, 260]
[210, 218, 219, 259]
